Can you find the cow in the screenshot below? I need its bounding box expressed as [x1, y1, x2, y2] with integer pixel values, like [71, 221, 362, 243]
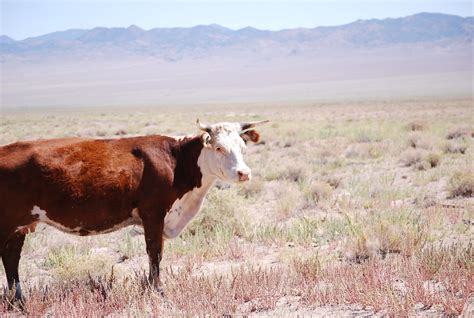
[0, 119, 268, 302]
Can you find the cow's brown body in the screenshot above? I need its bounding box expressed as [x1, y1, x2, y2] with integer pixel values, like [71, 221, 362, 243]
[0, 135, 204, 299]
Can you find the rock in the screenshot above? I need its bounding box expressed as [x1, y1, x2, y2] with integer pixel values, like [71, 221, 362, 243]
[89, 247, 122, 263]
[276, 297, 289, 308]
[392, 279, 408, 296]
[275, 296, 300, 312]
[414, 303, 431, 311]
[90, 247, 112, 255]
[461, 296, 474, 317]
[390, 200, 404, 208]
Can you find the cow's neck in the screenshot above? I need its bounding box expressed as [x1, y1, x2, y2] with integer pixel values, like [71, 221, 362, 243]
[164, 136, 216, 239]
[172, 136, 209, 197]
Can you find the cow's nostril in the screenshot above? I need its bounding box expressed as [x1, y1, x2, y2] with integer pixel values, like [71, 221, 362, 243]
[238, 170, 250, 181]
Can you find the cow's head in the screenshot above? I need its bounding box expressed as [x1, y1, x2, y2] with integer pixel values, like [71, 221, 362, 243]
[197, 119, 268, 183]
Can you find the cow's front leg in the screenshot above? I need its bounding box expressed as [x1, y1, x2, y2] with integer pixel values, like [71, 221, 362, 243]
[141, 212, 165, 290]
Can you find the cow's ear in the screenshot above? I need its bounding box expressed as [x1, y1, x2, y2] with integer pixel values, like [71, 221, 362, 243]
[240, 129, 260, 144]
[200, 132, 212, 147]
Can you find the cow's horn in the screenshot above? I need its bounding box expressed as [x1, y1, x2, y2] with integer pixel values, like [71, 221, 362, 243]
[196, 119, 211, 132]
[240, 120, 269, 132]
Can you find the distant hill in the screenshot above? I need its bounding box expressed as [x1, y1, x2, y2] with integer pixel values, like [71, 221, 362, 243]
[1, 12, 472, 108]
[1, 13, 472, 60]
[0, 35, 15, 45]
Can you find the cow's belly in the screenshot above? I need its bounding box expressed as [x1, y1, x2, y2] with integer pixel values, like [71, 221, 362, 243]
[16, 205, 142, 236]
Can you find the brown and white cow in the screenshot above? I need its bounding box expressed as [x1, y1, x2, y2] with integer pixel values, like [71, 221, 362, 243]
[0, 119, 268, 301]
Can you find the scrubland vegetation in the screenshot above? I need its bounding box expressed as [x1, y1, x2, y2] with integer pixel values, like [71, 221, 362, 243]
[1, 97, 473, 316]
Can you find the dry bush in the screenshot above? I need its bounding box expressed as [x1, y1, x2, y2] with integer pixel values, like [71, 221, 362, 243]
[324, 175, 342, 189]
[291, 254, 321, 280]
[187, 188, 247, 236]
[406, 133, 432, 149]
[43, 246, 114, 281]
[400, 149, 424, 167]
[281, 165, 307, 182]
[400, 150, 440, 170]
[344, 143, 383, 159]
[141, 125, 159, 136]
[115, 129, 127, 136]
[447, 170, 474, 198]
[305, 181, 333, 204]
[253, 216, 321, 246]
[423, 152, 441, 169]
[227, 238, 245, 260]
[416, 243, 473, 278]
[118, 231, 145, 259]
[263, 163, 308, 183]
[446, 125, 471, 140]
[239, 177, 264, 198]
[344, 143, 367, 158]
[342, 209, 428, 262]
[351, 128, 382, 143]
[443, 141, 467, 154]
[274, 181, 303, 220]
[95, 130, 108, 137]
[405, 120, 428, 131]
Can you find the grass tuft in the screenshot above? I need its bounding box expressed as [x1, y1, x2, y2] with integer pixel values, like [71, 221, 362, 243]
[446, 125, 471, 140]
[447, 169, 474, 198]
[443, 141, 467, 154]
[405, 120, 428, 131]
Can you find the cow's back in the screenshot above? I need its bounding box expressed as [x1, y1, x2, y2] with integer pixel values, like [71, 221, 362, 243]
[2, 137, 147, 199]
[0, 137, 150, 234]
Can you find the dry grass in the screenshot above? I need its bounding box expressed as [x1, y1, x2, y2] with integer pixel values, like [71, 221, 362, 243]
[400, 149, 441, 170]
[1, 97, 473, 316]
[274, 181, 303, 220]
[446, 125, 472, 140]
[443, 141, 468, 154]
[304, 181, 334, 205]
[3, 248, 471, 316]
[406, 132, 432, 149]
[405, 120, 428, 132]
[400, 149, 425, 167]
[423, 152, 441, 169]
[448, 169, 474, 198]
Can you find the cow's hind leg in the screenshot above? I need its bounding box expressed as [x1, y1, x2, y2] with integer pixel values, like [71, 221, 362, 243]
[2, 232, 26, 302]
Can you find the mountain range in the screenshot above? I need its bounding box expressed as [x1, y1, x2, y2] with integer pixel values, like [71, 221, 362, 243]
[1, 13, 472, 109]
[1, 13, 472, 60]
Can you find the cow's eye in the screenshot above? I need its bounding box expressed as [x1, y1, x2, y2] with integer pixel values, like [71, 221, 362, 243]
[216, 147, 223, 152]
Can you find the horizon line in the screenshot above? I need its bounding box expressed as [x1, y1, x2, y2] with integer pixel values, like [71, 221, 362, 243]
[2, 11, 472, 41]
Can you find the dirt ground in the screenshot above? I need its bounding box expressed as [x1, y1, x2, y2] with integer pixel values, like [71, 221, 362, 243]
[1, 97, 473, 316]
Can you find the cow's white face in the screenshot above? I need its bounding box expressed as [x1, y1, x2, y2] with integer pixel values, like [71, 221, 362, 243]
[197, 121, 267, 183]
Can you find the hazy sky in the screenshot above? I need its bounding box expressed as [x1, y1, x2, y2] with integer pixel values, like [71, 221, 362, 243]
[1, 0, 472, 40]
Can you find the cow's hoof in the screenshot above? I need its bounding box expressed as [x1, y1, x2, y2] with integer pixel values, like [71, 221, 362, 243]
[2, 293, 26, 312]
[148, 278, 165, 297]
[14, 296, 27, 312]
[155, 286, 165, 298]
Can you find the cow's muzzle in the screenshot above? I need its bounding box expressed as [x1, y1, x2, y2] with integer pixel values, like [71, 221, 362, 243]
[237, 169, 251, 182]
